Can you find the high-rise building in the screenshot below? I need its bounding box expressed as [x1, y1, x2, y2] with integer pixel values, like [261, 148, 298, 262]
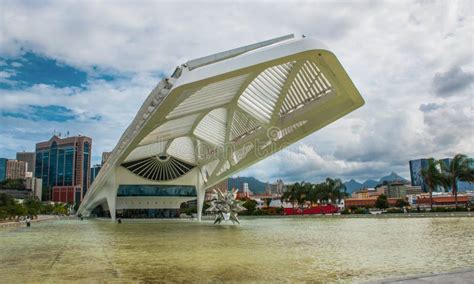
[6, 160, 26, 180]
[35, 135, 92, 204]
[410, 157, 474, 193]
[271, 179, 285, 195]
[101, 152, 112, 165]
[25, 177, 43, 201]
[90, 164, 102, 185]
[16, 151, 36, 174]
[409, 159, 429, 192]
[0, 158, 7, 182]
[205, 179, 229, 200]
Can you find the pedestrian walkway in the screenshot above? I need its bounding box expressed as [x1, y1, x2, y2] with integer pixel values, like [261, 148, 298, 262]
[374, 269, 474, 283]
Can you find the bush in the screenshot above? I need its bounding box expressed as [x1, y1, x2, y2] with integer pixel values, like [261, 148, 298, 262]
[354, 208, 367, 214]
[385, 208, 403, 214]
[430, 207, 468, 212]
[341, 208, 350, 215]
[275, 207, 284, 215]
[395, 199, 409, 208]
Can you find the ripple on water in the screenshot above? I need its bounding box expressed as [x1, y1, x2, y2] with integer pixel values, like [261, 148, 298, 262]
[0, 217, 473, 282]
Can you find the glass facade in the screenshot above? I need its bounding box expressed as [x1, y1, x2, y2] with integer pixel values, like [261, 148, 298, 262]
[90, 164, 102, 185]
[34, 136, 91, 203]
[83, 142, 90, 194]
[64, 147, 74, 186]
[0, 158, 7, 182]
[57, 148, 65, 185]
[409, 159, 428, 192]
[49, 142, 58, 186]
[117, 185, 197, 197]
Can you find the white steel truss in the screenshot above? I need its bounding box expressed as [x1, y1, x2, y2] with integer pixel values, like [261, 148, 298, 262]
[78, 34, 364, 221]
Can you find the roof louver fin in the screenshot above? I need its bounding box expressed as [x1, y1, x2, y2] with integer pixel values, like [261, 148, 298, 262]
[230, 111, 261, 142]
[238, 61, 295, 123]
[167, 74, 249, 119]
[194, 108, 228, 146]
[279, 60, 333, 116]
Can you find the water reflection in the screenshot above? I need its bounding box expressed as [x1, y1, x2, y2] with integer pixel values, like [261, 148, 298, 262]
[0, 217, 473, 282]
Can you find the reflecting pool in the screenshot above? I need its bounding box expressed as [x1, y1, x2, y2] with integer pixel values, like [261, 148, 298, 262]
[1, 217, 473, 283]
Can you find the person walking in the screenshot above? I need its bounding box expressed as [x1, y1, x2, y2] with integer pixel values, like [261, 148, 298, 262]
[25, 216, 31, 227]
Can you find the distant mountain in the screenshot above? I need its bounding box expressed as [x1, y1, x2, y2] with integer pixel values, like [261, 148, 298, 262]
[229, 172, 412, 195]
[343, 172, 409, 194]
[362, 179, 379, 188]
[343, 179, 363, 194]
[379, 172, 408, 183]
[228, 176, 268, 194]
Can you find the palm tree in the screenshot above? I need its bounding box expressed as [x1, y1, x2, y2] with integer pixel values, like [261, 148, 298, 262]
[324, 178, 346, 205]
[297, 182, 311, 213]
[440, 154, 474, 208]
[421, 158, 445, 210]
[281, 183, 300, 213]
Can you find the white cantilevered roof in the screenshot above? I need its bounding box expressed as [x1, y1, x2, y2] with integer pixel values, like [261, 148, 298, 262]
[80, 34, 364, 210]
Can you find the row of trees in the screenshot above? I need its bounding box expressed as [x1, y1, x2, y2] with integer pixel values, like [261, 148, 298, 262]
[0, 193, 68, 220]
[0, 179, 26, 190]
[421, 154, 474, 210]
[280, 178, 347, 210]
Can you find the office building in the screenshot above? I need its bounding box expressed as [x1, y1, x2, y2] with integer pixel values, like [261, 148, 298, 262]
[101, 152, 112, 165]
[0, 158, 7, 182]
[16, 151, 35, 174]
[386, 182, 407, 199]
[6, 160, 26, 180]
[35, 135, 92, 204]
[205, 179, 229, 200]
[409, 159, 429, 192]
[271, 179, 286, 195]
[90, 164, 102, 185]
[25, 177, 43, 200]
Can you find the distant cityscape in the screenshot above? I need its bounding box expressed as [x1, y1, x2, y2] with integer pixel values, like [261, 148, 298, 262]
[0, 133, 473, 212]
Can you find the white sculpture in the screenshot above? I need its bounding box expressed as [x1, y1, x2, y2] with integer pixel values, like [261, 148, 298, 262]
[206, 189, 246, 224]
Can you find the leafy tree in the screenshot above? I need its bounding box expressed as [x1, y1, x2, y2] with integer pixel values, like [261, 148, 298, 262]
[440, 154, 474, 208]
[421, 158, 445, 210]
[375, 194, 389, 209]
[52, 203, 67, 215]
[395, 199, 409, 208]
[23, 198, 42, 217]
[242, 199, 257, 214]
[0, 179, 26, 190]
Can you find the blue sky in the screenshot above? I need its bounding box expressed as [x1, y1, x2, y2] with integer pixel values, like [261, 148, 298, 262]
[0, 0, 472, 182]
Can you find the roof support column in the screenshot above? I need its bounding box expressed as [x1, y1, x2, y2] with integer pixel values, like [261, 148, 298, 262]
[196, 170, 206, 221]
[106, 190, 116, 221]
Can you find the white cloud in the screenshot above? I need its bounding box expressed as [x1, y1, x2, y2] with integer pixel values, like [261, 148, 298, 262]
[0, 0, 472, 182]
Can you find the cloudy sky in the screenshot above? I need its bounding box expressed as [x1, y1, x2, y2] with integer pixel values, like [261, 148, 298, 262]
[0, 0, 472, 183]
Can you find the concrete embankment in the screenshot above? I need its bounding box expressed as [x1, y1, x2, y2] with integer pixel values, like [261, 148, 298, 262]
[240, 211, 474, 219]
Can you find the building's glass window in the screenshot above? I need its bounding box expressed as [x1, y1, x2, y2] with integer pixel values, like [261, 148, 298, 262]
[35, 152, 43, 179]
[41, 151, 49, 187]
[117, 185, 197, 197]
[83, 142, 90, 193]
[57, 149, 65, 186]
[64, 147, 74, 186]
[49, 142, 58, 186]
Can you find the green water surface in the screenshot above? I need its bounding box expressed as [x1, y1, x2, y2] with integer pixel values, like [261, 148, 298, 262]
[1, 217, 473, 283]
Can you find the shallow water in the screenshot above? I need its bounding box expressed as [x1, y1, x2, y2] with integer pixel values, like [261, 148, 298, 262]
[0, 217, 473, 283]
